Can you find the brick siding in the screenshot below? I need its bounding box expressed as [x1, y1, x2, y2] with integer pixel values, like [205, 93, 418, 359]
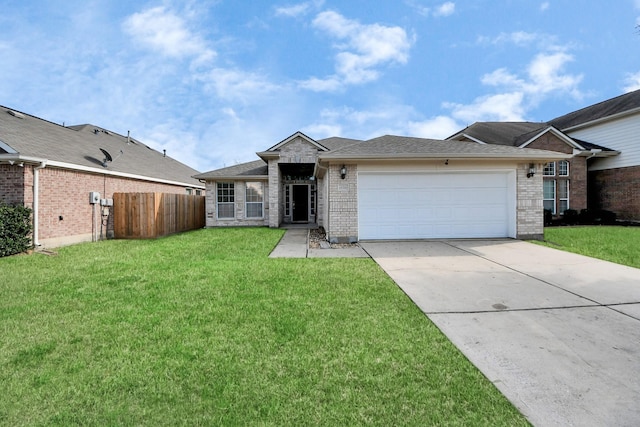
[204, 180, 269, 227]
[2, 164, 195, 247]
[516, 163, 544, 240]
[326, 163, 358, 243]
[588, 165, 640, 221]
[526, 134, 587, 212]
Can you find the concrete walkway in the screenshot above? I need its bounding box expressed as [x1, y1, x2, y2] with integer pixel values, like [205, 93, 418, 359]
[268, 228, 368, 258]
[362, 239, 640, 427]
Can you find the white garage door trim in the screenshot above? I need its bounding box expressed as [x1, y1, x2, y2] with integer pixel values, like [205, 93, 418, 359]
[358, 171, 516, 240]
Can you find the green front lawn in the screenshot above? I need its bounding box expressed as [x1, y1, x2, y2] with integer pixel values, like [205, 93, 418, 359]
[538, 226, 640, 268]
[0, 228, 527, 426]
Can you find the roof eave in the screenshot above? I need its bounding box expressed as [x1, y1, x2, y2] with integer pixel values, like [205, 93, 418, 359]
[574, 149, 621, 158]
[257, 151, 280, 161]
[319, 152, 570, 161]
[0, 153, 48, 164]
[193, 174, 269, 181]
[561, 106, 640, 132]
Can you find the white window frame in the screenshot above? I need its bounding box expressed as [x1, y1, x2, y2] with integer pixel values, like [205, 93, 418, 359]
[543, 179, 556, 214]
[558, 160, 569, 177]
[543, 162, 556, 176]
[558, 180, 569, 214]
[216, 182, 235, 219]
[245, 182, 264, 219]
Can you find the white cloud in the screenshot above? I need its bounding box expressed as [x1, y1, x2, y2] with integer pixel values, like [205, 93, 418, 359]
[407, 115, 461, 139]
[300, 11, 413, 91]
[437, 49, 582, 125]
[196, 68, 280, 103]
[434, 2, 456, 17]
[477, 31, 553, 47]
[275, 0, 324, 17]
[540, 2, 550, 12]
[406, 1, 456, 17]
[446, 92, 527, 123]
[623, 71, 640, 92]
[122, 6, 215, 63]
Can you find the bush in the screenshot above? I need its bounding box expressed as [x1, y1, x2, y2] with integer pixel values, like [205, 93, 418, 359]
[0, 202, 33, 257]
[579, 209, 617, 225]
[562, 209, 579, 225]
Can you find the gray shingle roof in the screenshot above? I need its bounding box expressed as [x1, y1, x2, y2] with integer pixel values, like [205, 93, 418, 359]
[549, 89, 640, 130]
[193, 159, 267, 179]
[452, 122, 548, 147]
[316, 136, 362, 151]
[449, 121, 617, 153]
[320, 135, 567, 160]
[0, 106, 203, 187]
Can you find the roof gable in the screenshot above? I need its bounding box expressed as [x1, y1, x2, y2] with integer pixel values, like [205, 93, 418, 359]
[265, 131, 328, 152]
[448, 122, 548, 147]
[518, 126, 585, 150]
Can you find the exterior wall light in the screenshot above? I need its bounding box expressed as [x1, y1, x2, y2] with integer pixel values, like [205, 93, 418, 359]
[340, 165, 347, 179]
[527, 163, 536, 178]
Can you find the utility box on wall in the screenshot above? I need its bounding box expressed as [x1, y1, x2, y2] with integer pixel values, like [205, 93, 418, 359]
[89, 192, 100, 204]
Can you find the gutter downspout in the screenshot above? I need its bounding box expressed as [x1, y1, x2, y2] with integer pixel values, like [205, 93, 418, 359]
[32, 161, 47, 247]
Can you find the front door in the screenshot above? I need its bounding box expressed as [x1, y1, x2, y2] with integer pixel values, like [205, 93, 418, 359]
[292, 184, 309, 222]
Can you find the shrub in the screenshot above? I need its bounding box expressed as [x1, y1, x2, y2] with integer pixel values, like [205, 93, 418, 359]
[562, 209, 579, 225]
[578, 209, 617, 225]
[0, 202, 33, 257]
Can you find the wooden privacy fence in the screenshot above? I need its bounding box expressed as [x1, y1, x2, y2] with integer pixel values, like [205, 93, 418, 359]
[113, 193, 205, 239]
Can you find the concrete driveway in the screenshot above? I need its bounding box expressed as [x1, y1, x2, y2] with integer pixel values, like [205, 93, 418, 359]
[361, 239, 640, 427]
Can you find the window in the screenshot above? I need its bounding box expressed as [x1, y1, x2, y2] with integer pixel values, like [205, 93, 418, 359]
[543, 180, 556, 214]
[543, 162, 555, 176]
[558, 160, 569, 177]
[558, 180, 569, 214]
[217, 182, 235, 219]
[245, 182, 263, 218]
[310, 184, 316, 216]
[285, 185, 291, 217]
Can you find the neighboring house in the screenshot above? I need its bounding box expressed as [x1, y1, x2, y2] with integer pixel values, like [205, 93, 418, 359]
[447, 122, 617, 217]
[548, 90, 640, 220]
[0, 106, 204, 248]
[448, 89, 640, 221]
[194, 131, 566, 242]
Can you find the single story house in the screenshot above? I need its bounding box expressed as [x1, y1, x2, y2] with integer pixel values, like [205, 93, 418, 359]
[194, 132, 567, 242]
[448, 89, 640, 221]
[0, 106, 204, 248]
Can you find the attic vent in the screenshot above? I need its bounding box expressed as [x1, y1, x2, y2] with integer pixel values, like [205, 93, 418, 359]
[7, 110, 25, 119]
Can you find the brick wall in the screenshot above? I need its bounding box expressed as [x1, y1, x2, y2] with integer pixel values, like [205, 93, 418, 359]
[0, 164, 26, 205]
[204, 180, 269, 227]
[588, 165, 640, 220]
[516, 163, 544, 240]
[4, 164, 195, 248]
[527, 134, 587, 212]
[326, 163, 358, 243]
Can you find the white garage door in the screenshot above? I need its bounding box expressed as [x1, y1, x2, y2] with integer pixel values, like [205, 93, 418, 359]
[358, 172, 515, 240]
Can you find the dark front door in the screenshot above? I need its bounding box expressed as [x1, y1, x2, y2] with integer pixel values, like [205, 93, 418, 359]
[292, 184, 309, 222]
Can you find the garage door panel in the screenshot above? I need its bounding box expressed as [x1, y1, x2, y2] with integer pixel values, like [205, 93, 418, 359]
[358, 172, 514, 240]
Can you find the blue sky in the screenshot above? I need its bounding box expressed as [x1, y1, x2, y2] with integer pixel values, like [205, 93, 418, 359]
[1, 0, 639, 171]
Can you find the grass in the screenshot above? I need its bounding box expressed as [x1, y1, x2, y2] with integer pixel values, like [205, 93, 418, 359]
[536, 226, 640, 268]
[0, 228, 528, 426]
